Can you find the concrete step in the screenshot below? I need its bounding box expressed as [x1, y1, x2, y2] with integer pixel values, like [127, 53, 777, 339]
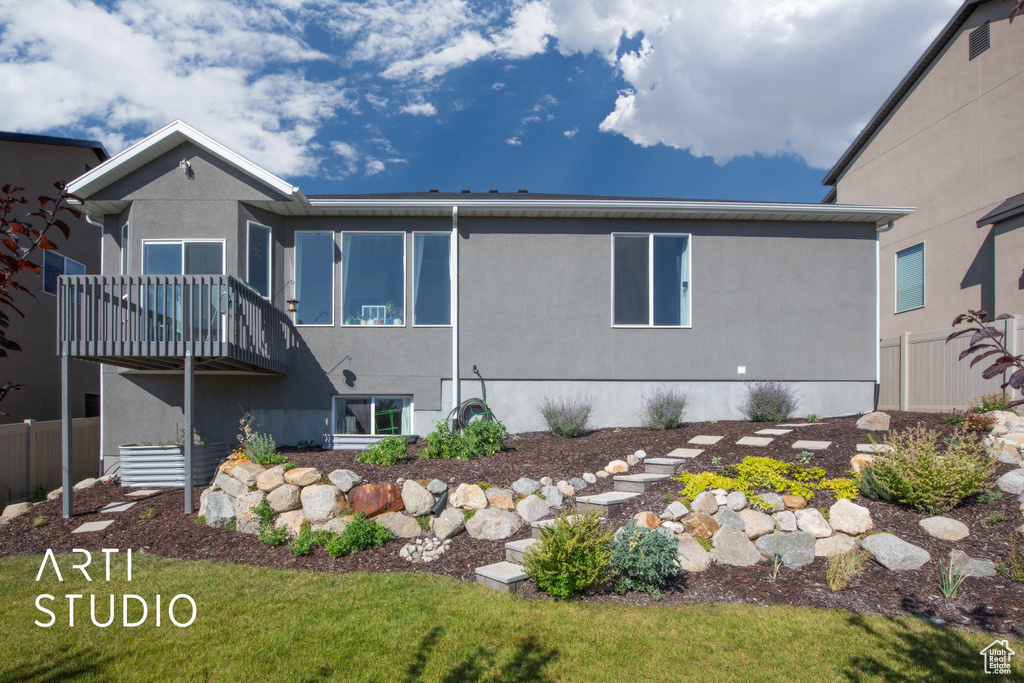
[476, 561, 529, 593]
[612, 473, 670, 493]
[531, 515, 583, 539]
[505, 538, 538, 564]
[575, 491, 641, 516]
[644, 458, 686, 475]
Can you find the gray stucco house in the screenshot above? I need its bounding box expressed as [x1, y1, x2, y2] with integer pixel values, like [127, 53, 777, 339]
[60, 121, 910, 475]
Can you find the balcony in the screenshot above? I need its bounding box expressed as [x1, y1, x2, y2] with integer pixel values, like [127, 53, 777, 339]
[57, 275, 290, 374]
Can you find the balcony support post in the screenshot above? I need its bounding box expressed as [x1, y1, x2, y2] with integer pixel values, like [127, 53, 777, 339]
[183, 351, 194, 514]
[61, 352, 73, 519]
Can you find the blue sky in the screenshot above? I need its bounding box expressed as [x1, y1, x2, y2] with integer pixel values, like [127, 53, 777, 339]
[0, 0, 963, 202]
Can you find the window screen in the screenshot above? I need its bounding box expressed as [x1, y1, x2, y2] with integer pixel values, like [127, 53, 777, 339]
[896, 243, 924, 313]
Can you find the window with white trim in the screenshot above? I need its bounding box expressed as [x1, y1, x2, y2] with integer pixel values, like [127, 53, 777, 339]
[43, 251, 85, 295]
[295, 232, 335, 326]
[612, 233, 691, 327]
[142, 240, 224, 275]
[413, 232, 451, 326]
[332, 396, 412, 435]
[895, 242, 924, 313]
[247, 221, 272, 298]
[342, 232, 405, 326]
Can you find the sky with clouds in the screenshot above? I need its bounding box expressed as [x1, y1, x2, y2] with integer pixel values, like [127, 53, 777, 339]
[0, 0, 963, 201]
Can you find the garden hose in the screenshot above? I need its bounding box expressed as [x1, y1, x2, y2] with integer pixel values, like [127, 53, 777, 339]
[448, 397, 495, 430]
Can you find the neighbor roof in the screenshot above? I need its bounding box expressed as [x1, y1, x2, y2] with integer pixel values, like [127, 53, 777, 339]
[977, 191, 1024, 227]
[0, 130, 108, 162]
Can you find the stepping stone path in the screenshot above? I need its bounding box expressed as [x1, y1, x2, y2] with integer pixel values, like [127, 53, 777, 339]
[856, 444, 894, 453]
[644, 458, 686, 475]
[688, 435, 723, 445]
[736, 436, 773, 447]
[125, 489, 162, 497]
[99, 501, 137, 514]
[792, 440, 831, 451]
[755, 429, 792, 436]
[475, 561, 529, 594]
[666, 448, 703, 459]
[575, 491, 641, 516]
[777, 423, 817, 428]
[613, 474, 669, 493]
[72, 520, 114, 534]
[505, 538, 537, 563]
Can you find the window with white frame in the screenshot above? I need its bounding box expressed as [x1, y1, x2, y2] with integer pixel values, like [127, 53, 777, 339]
[612, 233, 691, 327]
[342, 232, 405, 325]
[247, 222, 272, 298]
[42, 251, 85, 295]
[332, 396, 411, 435]
[295, 232, 335, 325]
[895, 242, 924, 313]
[142, 240, 224, 275]
[413, 232, 451, 325]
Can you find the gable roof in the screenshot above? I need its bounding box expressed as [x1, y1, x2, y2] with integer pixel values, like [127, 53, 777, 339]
[0, 130, 108, 162]
[66, 120, 306, 205]
[823, 1, 985, 187]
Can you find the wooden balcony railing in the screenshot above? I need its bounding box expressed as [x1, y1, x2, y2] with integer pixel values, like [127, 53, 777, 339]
[57, 275, 290, 374]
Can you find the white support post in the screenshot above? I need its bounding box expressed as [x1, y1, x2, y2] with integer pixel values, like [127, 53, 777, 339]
[183, 352, 194, 514]
[23, 419, 33, 503]
[899, 331, 910, 412]
[451, 206, 460, 417]
[61, 353, 73, 518]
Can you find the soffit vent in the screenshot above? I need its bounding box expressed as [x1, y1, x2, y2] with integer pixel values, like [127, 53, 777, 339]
[969, 21, 990, 60]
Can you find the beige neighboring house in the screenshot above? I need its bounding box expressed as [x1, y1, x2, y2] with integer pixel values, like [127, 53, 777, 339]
[824, 0, 1024, 339]
[0, 131, 108, 424]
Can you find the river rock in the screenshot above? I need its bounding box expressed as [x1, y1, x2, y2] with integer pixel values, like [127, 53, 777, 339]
[430, 507, 466, 540]
[677, 535, 712, 572]
[374, 512, 421, 538]
[829, 499, 873, 536]
[1, 502, 31, 519]
[556, 480, 576, 497]
[919, 516, 969, 541]
[782, 495, 807, 511]
[605, 460, 629, 474]
[512, 477, 541, 496]
[691, 492, 719, 516]
[301, 484, 346, 524]
[634, 511, 661, 529]
[204, 492, 236, 528]
[328, 469, 362, 493]
[427, 479, 448, 495]
[284, 467, 321, 487]
[856, 411, 890, 431]
[710, 525, 762, 566]
[595, 470, 609, 479]
[317, 517, 350, 535]
[485, 487, 515, 510]
[233, 491, 266, 534]
[758, 492, 785, 512]
[516, 495, 550, 522]
[582, 473, 597, 484]
[850, 453, 875, 473]
[796, 508, 833, 538]
[230, 460, 265, 487]
[451, 483, 488, 510]
[661, 501, 689, 521]
[465, 508, 523, 540]
[950, 549, 998, 577]
[738, 509, 775, 539]
[256, 466, 286, 492]
[569, 477, 587, 491]
[755, 531, 816, 567]
[861, 532, 930, 570]
[72, 478, 100, 490]
[348, 482, 404, 517]
[539, 476, 553, 487]
[267, 483, 300, 513]
[401, 480, 435, 516]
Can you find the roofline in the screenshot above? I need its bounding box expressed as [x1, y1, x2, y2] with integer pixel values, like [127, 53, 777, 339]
[0, 130, 108, 161]
[823, 0, 984, 186]
[67, 120, 306, 204]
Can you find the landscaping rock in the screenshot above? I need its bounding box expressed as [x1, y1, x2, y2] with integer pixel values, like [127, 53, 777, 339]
[713, 507, 746, 532]
[556, 480, 576, 497]
[712, 489, 729, 506]
[595, 471, 609, 479]
[466, 508, 523, 540]
[451, 483, 488, 510]
[285, 467, 321, 487]
[861, 533, 930, 570]
[829, 499, 873, 536]
[485, 487, 515, 510]
[815, 533, 860, 557]
[755, 531, 816, 567]
[738, 509, 775, 539]
[274, 509, 305, 536]
[516, 495, 550, 522]
[268, 482, 302, 513]
[569, 477, 587, 491]
[46, 488, 61, 501]
[540, 485, 564, 508]
[540, 476, 554, 487]
[374, 512, 421, 538]
[1, 502, 31, 519]
[198, 488, 211, 518]
[204, 492, 236, 528]
[582, 473, 597, 484]
[301, 485, 346, 524]
[710, 525, 762, 566]
[634, 511, 661, 529]
[233, 491, 266, 534]
[758, 492, 785, 512]
[661, 501, 689, 521]
[996, 469, 1024, 495]
[919, 516, 970, 541]
[430, 507, 466, 540]
[774, 510, 798, 532]
[795, 508, 832, 538]
[626, 453, 638, 466]
[231, 460, 265, 487]
[401, 480, 435, 517]
[634, 449, 647, 460]
[950, 549, 998, 578]
[661, 521, 685, 534]
[605, 460, 629, 474]
[684, 512, 719, 539]
[427, 479, 447, 495]
[856, 411, 890, 431]
[512, 477, 541, 496]
[691, 492, 719, 516]
[317, 517, 350, 535]
[328, 469, 362, 493]
[726, 491, 748, 511]
[677, 535, 712, 572]
[214, 472, 248, 499]
[850, 453, 875, 473]
[782, 495, 807, 511]
[73, 478, 100, 490]
[348, 482, 404, 517]
[256, 466, 286, 492]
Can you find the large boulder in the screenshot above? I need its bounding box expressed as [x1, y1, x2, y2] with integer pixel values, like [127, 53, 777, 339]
[713, 507, 746, 532]
[401, 480, 435, 517]
[516, 495, 551, 522]
[683, 512, 720, 539]
[430, 508, 466, 540]
[919, 516, 970, 541]
[214, 472, 248, 499]
[485, 488, 514, 510]
[512, 477, 541, 496]
[710, 525, 762, 566]
[737, 509, 775, 539]
[755, 531, 816, 567]
[815, 533, 860, 558]
[301, 485, 346, 524]
[256, 466, 286, 492]
[465, 508, 523, 540]
[676, 535, 712, 573]
[856, 411, 890, 431]
[828, 499, 873, 536]
[726, 491, 748, 511]
[267, 484, 301, 513]
[72, 477, 100, 490]
[328, 469, 362, 493]
[691, 492, 719, 516]
[349, 482, 404, 517]
[204, 492, 236, 528]
[996, 469, 1024, 495]
[233, 491, 266, 534]
[284, 467, 321, 487]
[274, 510, 306, 536]
[1, 502, 31, 520]
[450, 483, 488, 510]
[795, 508, 833, 538]
[374, 512, 422, 538]
[861, 533, 930, 570]
[231, 460, 265, 487]
[773, 510, 798, 532]
[540, 485, 564, 508]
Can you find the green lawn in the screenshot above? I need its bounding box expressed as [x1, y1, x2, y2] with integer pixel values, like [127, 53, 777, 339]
[0, 553, 1016, 682]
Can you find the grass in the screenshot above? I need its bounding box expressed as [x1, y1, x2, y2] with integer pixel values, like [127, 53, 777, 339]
[0, 553, 1014, 682]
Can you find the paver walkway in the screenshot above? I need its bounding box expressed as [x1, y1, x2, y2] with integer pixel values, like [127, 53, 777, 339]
[125, 489, 162, 497]
[666, 448, 703, 459]
[792, 440, 831, 451]
[689, 435, 723, 445]
[777, 423, 817, 428]
[99, 501, 137, 514]
[755, 429, 792, 436]
[736, 436, 773, 447]
[856, 444, 894, 453]
[72, 520, 114, 533]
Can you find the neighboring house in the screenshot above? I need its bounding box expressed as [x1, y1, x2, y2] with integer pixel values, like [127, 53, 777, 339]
[823, 0, 1024, 339]
[0, 131, 108, 424]
[62, 121, 909, 474]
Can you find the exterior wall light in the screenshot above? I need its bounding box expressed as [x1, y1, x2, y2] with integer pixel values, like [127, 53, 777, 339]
[179, 158, 191, 175]
[287, 298, 299, 312]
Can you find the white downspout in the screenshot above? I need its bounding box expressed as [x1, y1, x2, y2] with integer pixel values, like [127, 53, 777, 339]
[86, 214, 105, 473]
[451, 206, 460, 417]
[876, 221, 895, 406]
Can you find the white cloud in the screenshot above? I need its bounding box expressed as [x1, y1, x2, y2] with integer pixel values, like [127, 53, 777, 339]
[505, 136, 521, 146]
[563, 126, 578, 138]
[330, 141, 361, 176]
[365, 159, 386, 175]
[401, 102, 437, 116]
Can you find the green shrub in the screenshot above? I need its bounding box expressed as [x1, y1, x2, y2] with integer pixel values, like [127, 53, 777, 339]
[805, 413, 820, 423]
[246, 432, 285, 465]
[537, 394, 593, 438]
[673, 456, 856, 503]
[969, 392, 1018, 415]
[610, 520, 679, 600]
[942, 410, 967, 425]
[963, 412, 996, 433]
[640, 387, 688, 431]
[32, 516, 47, 528]
[324, 513, 394, 558]
[522, 510, 614, 599]
[253, 498, 275, 528]
[357, 435, 408, 467]
[423, 420, 461, 460]
[422, 419, 509, 460]
[739, 378, 799, 422]
[996, 537, 1024, 583]
[258, 524, 289, 547]
[856, 426, 995, 513]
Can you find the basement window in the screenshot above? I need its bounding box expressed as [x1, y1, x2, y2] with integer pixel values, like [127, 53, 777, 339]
[332, 396, 412, 435]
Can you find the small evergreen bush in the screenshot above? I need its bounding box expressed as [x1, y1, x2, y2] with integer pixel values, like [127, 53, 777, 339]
[640, 387, 688, 431]
[739, 378, 799, 422]
[357, 435, 408, 467]
[610, 520, 679, 600]
[856, 426, 995, 513]
[522, 510, 614, 599]
[538, 394, 594, 438]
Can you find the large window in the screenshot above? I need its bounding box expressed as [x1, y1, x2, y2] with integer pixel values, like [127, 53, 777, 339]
[413, 233, 451, 326]
[141, 240, 225, 342]
[43, 251, 85, 295]
[342, 232, 405, 326]
[333, 396, 411, 435]
[612, 233, 690, 327]
[247, 222, 272, 298]
[142, 240, 224, 275]
[295, 232, 335, 326]
[895, 243, 924, 313]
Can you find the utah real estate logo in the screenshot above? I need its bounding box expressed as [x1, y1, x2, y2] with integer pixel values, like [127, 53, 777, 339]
[980, 640, 1016, 675]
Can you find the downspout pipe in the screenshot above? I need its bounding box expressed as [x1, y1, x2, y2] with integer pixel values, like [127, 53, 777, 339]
[451, 206, 460, 419]
[875, 221, 895, 410]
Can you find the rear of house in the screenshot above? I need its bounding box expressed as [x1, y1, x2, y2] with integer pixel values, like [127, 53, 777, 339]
[62, 122, 910, 475]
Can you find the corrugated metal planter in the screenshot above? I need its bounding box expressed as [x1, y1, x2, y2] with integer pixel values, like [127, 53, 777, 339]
[118, 443, 228, 487]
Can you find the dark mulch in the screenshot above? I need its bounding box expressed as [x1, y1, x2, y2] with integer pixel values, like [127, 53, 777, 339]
[2, 412, 1022, 636]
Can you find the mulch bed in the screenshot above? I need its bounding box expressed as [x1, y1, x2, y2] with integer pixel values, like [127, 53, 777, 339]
[2, 412, 1022, 636]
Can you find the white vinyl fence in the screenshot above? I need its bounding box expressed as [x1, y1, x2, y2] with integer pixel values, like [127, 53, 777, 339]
[0, 417, 100, 505]
[878, 316, 1024, 412]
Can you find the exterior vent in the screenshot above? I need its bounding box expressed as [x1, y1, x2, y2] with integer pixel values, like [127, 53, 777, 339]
[489, 189, 498, 193]
[428, 188, 439, 193]
[518, 188, 528, 193]
[461, 189, 471, 193]
[969, 22, 990, 60]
